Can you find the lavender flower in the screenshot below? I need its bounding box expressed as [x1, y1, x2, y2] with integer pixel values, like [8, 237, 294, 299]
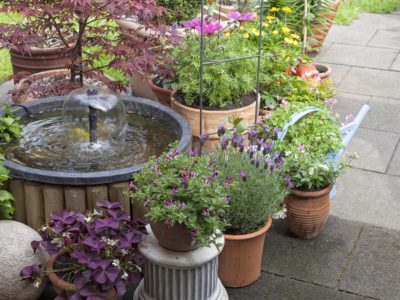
[224, 176, 234, 186]
[273, 127, 281, 140]
[255, 156, 262, 168]
[263, 141, 272, 155]
[170, 185, 178, 195]
[221, 135, 230, 150]
[285, 176, 293, 188]
[202, 209, 210, 217]
[164, 199, 173, 207]
[189, 148, 199, 157]
[217, 122, 226, 137]
[198, 133, 209, 146]
[239, 170, 249, 182]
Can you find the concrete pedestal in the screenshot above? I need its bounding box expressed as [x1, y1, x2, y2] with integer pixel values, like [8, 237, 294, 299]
[134, 226, 228, 300]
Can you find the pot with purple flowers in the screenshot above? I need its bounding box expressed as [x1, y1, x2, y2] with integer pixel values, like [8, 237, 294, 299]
[20, 200, 147, 299]
[212, 122, 288, 287]
[130, 142, 231, 252]
[170, 13, 259, 152]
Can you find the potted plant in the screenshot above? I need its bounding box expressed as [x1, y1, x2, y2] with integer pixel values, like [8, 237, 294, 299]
[19, 200, 147, 299]
[0, 0, 169, 101]
[170, 14, 258, 150]
[212, 122, 288, 287]
[129, 144, 230, 251]
[281, 151, 342, 239]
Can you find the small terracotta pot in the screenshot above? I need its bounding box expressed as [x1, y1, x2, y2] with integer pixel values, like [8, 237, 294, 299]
[284, 185, 332, 240]
[47, 250, 121, 299]
[148, 78, 172, 106]
[150, 221, 199, 252]
[315, 63, 332, 80]
[218, 218, 272, 287]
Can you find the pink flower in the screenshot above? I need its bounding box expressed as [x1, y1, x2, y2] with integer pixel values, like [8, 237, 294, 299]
[195, 21, 222, 36]
[164, 199, 173, 206]
[227, 11, 241, 21]
[325, 98, 337, 106]
[202, 209, 210, 217]
[183, 18, 201, 29]
[227, 11, 255, 22]
[280, 100, 289, 108]
[297, 144, 305, 153]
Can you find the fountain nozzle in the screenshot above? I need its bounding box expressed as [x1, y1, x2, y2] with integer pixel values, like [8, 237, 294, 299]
[87, 88, 98, 143]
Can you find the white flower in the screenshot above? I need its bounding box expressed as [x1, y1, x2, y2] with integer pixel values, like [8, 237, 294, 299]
[308, 168, 314, 176]
[285, 150, 292, 157]
[33, 278, 41, 288]
[51, 238, 64, 247]
[62, 232, 71, 238]
[318, 164, 329, 171]
[93, 208, 101, 216]
[40, 226, 47, 232]
[101, 237, 119, 247]
[84, 216, 93, 223]
[272, 207, 287, 220]
[112, 259, 120, 268]
[121, 249, 129, 256]
[121, 271, 128, 280]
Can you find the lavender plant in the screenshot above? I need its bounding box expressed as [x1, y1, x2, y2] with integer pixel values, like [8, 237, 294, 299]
[129, 144, 232, 249]
[212, 123, 288, 234]
[20, 200, 147, 299]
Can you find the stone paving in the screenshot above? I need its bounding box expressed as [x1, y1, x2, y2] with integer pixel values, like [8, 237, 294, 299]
[1, 11, 399, 300]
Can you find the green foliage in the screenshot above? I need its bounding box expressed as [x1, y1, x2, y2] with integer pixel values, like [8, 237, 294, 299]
[336, 0, 400, 25]
[158, 0, 201, 24]
[130, 144, 230, 249]
[282, 151, 341, 190]
[173, 30, 258, 108]
[262, 102, 343, 155]
[213, 145, 287, 234]
[0, 105, 23, 144]
[0, 155, 13, 219]
[285, 79, 336, 104]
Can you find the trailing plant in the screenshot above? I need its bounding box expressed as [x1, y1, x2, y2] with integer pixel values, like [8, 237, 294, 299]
[211, 122, 288, 234]
[261, 101, 343, 156]
[157, 0, 201, 25]
[0, 0, 171, 89]
[20, 200, 147, 299]
[129, 144, 231, 249]
[172, 16, 258, 108]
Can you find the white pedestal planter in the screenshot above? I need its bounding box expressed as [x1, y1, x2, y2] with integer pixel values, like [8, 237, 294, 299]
[134, 227, 228, 300]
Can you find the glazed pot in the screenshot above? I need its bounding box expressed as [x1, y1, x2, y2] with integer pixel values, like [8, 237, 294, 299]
[148, 78, 172, 106]
[218, 218, 272, 288]
[47, 250, 121, 299]
[10, 44, 74, 82]
[12, 69, 116, 104]
[285, 185, 333, 239]
[150, 221, 199, 252]
[171, 91, 259, 152]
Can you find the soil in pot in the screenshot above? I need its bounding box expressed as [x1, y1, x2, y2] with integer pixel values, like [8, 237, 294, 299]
[150, 221, 199, 252]
[218, 218, 272, 288]
[285, 185, 332, 239]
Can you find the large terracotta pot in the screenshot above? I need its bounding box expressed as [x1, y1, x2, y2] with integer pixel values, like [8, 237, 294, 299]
[218, 218, 272, 288]
[148, 78, 172, 106]
[10, 45, 73, 82]
[171, 91, 259, 152]
[308, 0, 341, 50]
[285, 185, 333, 239]
[47, 250, 121, 299]
[12, 69, 116, 103]
[150, 221, 198, 252]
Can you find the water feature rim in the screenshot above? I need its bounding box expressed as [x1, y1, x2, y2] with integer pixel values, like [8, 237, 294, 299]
[3, 96, 192, 185]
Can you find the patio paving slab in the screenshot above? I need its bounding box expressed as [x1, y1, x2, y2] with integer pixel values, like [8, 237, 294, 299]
[390, 53, 400, 71]
[339, 224, 400, 300]
[227, 272, 363, 300]
[361, 96, 400, 133]
[261, 217, 362, 289]
[357, 13, 400, 30]
[325, 22, 377, 46]
[325, 63, 351, 86]
[368, 29, 400, 49]
[332, 168, 400, 231]
[318, 43, 398, 70]
[331, 92, 371, 124]
[387, 143, 400, 176]
[338, 67, 400, 99]
[345, 127, 399, 173]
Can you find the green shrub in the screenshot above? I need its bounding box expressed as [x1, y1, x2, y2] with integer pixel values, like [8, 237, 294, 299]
[158, 0, 201, 24]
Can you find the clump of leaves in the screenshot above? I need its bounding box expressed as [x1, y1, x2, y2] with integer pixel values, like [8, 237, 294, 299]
[20, 200, 147, 299]
[158, 0, 201, 25]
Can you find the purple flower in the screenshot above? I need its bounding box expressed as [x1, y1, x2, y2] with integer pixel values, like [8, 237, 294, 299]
[189, 148, 198, 157]
[107, 210, 130, 222]
[212, 171, 219, 177]
[280, 99, 289, 108]
[119, 231, 142, 249]
[83, 236, 106, 253]
[263, 141, 272, 155]
[239, 139, 245, 153]
[183, 18, 201, 29]
[264, 158, 271, 170]
[227, 11, 255, 22]
[191, 228, 198, 237]
[255, 157, 262, 168]
[178, 201, 186, 209]
[297, 144, 305, 153]
[225, 195, 231, 203]
[248, 145, 256, 159]
[198, 133, 209, 146]
[164, 199, 173, 206]
[195, 20, 222, 36]
[285, 176, 293, 188]
[94, 217, 119, 233]
[128, 181, 136, 191]
[217, 122, 226, 137]
[224, 176, 234, 186]
[202, 209, 210, 217]
[239, 170, 249, 182]
[220, 135, 230, 150]
[248, 128, 257, 144]
[51, 211, 77, 225]
[273, 127, 281, 140]
[171, 185, 178, 194]
[20, 264, 42, 280]
[257, 138, 264, 151]
[227, 11, 241, 20]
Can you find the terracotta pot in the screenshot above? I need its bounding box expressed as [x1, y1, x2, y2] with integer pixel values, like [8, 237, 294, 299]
[150, 221, 199, 252]
[148, 78, 172, 106]
[10, 44, 74, 82]
[308, 0, 341, 50]
[171, 91, 259, 152]
[315, 63, 332, 80]
[285, 185, 333, 240]
[12, 69, 116, 104]
[47, 250, 121, 299]
[218, 218, 272, 287]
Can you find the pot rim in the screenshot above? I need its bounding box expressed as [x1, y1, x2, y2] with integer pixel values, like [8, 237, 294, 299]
[170, 89, 259, 114]
[148, 77, 172, 94]
[290, 184, 333, 198]
[224, 218, 272, 241]
[46, 249, 77, 292]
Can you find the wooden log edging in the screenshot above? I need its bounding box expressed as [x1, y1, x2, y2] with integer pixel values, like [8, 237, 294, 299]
[8, 179, 144, 230]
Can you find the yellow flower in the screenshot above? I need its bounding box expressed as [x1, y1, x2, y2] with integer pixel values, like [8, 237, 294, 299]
[281, 26, 291, 34]
[284, 37, 293, 44]
[282, 6, 292, 13]
[266, 15, 275, 21]
[269, 7, 280, 12]
[272, 30, 279, 35]
[255, 30, 260, 36]
[243, 33, 250, 39]
[224, 32, 231, 37]
[262, 22, 269, 27]
[292, 40, 299, 46]
[291, 33, 300, 40]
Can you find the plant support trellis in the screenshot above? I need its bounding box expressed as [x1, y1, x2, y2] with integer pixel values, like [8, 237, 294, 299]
[198, 0, 265, 154]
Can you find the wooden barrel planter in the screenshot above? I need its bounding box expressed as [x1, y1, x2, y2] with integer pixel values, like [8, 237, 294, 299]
[4, 96, 192, 230]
